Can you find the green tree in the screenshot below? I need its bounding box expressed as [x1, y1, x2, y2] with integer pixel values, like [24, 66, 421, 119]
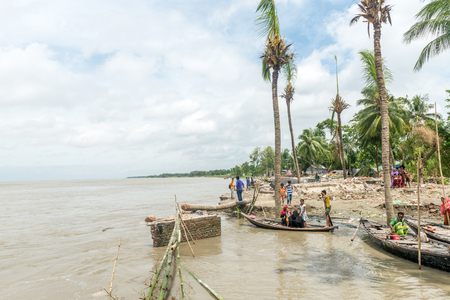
[297, 128, 328, 174]
[261, 146, 275, 175]
[233, 165, 242, 177]
[402, 94, 440, 128]
[281, 58, 301, 181]
[404, 0, 450, 70]
[350, 0, 395, 225]
[241, 161, 251, 176]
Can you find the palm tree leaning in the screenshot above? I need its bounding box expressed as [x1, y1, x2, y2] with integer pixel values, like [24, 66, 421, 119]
[350, 0, 395, 225]
[297, 128, 328, 175]
[329, 56, 350, 179]
[281, 59, 302, 181]
[404, 0, 450, 70]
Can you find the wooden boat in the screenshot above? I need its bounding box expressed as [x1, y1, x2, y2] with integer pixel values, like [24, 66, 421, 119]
[241, 213, 338, 231]
[361, 219, 450, 272]
[406, 217, 450, 244]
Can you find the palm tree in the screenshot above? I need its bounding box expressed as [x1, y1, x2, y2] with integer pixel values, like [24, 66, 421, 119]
[354, 87, 409, 146]
[329, 56, 350, 179]
[402, 94, 441, 128]
[256, 0, 293, 215]
[404, 0, 450, 70]
[350, 0, 395, 225]
[260, 35, 293, 215]
[297, 128, 328, 175]
[281, 59, 301, 181]
[256, 0, 280, 81]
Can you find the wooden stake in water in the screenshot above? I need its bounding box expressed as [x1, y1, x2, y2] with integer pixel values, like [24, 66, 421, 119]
[109, 237, 121, 296]
[417, 148, 422, 270]
[435, 103, 450, 223]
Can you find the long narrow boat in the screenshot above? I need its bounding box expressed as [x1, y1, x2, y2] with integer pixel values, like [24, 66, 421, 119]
[406, 217, 450, 244]
[241, 213, 338, 231]
[361, 219, 450, 272]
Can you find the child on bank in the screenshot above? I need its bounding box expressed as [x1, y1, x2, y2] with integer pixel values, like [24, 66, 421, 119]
[280, 183, 287, 204]
[286, 181, 293, 205]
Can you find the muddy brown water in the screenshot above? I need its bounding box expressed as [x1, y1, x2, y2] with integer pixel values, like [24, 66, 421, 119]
[1, 178, 450, 299]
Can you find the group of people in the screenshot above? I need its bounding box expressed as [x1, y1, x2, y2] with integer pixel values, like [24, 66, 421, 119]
[280, 190, 333, 228]
[280, 181, 293, 205]
[391, 165, 411, 188]
[229, 175, 254, 202]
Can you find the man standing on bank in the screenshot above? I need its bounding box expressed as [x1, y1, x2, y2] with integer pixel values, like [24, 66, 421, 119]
[229, 178, 235, 200]
[236, 176, 245, 202]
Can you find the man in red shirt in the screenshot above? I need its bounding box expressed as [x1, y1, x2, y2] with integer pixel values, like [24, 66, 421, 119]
[441, 197, 450, 225]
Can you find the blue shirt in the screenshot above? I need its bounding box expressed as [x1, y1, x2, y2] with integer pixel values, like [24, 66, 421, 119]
[286, 185, 293, 194]
[236, 180, 245, 191]
[246, 178, 250, 184]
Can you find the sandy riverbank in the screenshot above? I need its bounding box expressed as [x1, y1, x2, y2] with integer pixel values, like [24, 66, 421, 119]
[220, 179, 448, 225]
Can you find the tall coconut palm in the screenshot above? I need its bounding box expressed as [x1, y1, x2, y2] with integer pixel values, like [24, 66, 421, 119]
[404, 0, 450, 70]
[297, 128, 328, 175]
[281, 59, 301, 181]
[260, 35, 293, 215]
[329, 56, 350, 179]
[256, 0, 285, 215]
[350, 0, 395, 225]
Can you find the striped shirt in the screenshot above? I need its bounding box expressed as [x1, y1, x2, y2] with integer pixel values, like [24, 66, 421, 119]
[286, 185, 292, 195]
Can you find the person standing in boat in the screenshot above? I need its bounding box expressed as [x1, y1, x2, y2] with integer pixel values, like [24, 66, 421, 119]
[441, 197, 450, 225]
[321, 190, 333, 227]
[300, 199, 309, 228]
[235, 176, 245, 202]
[229, 178, 235, 200]
[389, 212, 409, 235]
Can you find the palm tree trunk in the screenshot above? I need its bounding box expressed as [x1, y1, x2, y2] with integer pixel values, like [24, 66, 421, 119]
[309, 157, 313, 175]
[374, 23, 394, 226]
[337, 113, 347, 179]
[272, 68, 281, 216]
[286, 100, 301, 181]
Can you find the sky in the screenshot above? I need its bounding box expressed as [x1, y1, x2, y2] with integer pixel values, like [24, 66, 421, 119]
[0, 0, 449, 181]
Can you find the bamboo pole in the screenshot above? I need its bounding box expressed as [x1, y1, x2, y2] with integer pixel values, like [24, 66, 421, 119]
[351, 221, 361, 242]
[417, 147, 422, 270]
[158, 233, 178, 300]
[435, 103, 450, 223]
[175, 200, 196, 244]
[109, 237, 121, 296]
[146, 217, 179, 300]
[176, 227, 185, 300]
[180, 219, 195, 257]
[184, 267, 224, 300]
[247, 186, 260, 215]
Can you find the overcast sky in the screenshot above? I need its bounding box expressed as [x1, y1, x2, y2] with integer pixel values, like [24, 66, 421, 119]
[0, 0, 449, 181]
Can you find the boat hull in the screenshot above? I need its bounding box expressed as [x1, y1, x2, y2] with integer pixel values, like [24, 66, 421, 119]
[362, 219, 450, 272]
[241, 213, 338, 232]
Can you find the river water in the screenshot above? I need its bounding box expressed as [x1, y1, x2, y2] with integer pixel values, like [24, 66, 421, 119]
[1, 178, 450, 299]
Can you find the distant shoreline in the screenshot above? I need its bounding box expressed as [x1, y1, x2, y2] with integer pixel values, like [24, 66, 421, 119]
[127, 175, 229, 179]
